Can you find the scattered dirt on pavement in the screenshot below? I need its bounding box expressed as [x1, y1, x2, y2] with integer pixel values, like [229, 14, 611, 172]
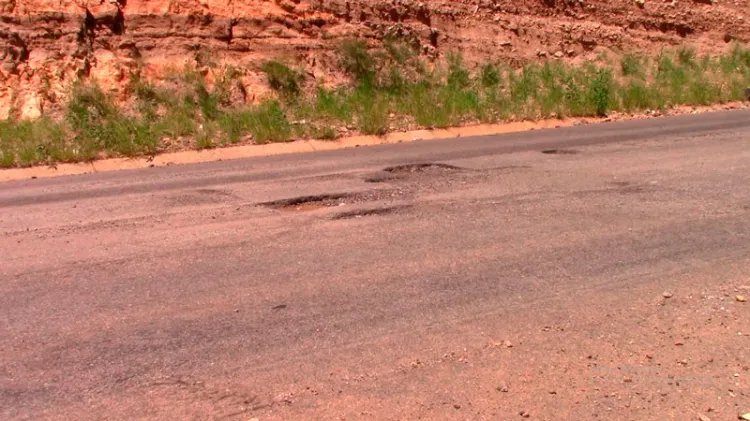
[256, 270, 750, 421]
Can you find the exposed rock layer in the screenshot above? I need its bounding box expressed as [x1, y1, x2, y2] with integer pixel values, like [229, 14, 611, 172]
[1, 0, 749, 118]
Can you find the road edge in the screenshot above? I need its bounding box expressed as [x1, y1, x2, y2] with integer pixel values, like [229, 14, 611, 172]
[0, 102, 746, 182]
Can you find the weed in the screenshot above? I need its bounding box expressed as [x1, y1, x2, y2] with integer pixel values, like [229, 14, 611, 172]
[446, 52, 471, 89]
[677, 46, 697, 68]
[0, 151, 15, 168]
[538, 63, 566, 117]
[18, 146, 38, 166]
[480, 63, 501, 88]
[314, 86, 352, 123]
[338, 38, 376, 84]
[262, 61, 303, 98]
[133, 79, 160, 119]
[560, 69, 589, 117]
[621, 80, 661, 111]
[384, 38, 417, 65]
[0, 117, 77, 166]
[621, 54, 645, 78]
[510, 66, 540, 105]
[355, 88, 390, 135]
[386, 67, 407, 93]
[161, 106, 198, 138]
[587, 68, 615, 116]
[684, 77, 719, 106]
[311, 126, 339, 140]
[249, 100, 292, 143]
[67, 82, 116, 128]
[217, 110, 251, 144]
[195, 81, 221, 120]
[196, 132, 215, 150]
[194, 48, 217, 69]
[398, 81, 449, 128]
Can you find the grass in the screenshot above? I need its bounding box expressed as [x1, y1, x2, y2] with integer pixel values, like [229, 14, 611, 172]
[2, 44, 750, 168]
[261, 61, 303, 98]
[621, 54, 645, 78]
[337, 38, 377, 85]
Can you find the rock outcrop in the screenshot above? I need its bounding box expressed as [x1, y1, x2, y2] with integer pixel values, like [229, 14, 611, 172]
[1, 0, 748, 118]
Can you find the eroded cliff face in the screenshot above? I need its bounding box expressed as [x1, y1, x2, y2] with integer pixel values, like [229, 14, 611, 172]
[1, 0, 749, 119]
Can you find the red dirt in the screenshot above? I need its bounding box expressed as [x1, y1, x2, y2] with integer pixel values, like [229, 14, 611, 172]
[1, 0, 749, 119]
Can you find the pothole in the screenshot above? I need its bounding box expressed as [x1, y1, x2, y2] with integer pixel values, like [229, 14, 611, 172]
[541, 149, 578, 155]
[168, 188, 235, 207]
[260, 193, 351, 212]
[605, 181, 650, 194]
[331, 205, 412, 220]
[574, 182, 656, 198]
[382, 163, 466, 174]
[259, 190, 405, 212]
[365, 163, 468, 183]
[364, 173, 401, 184]
[613, 184, 648, 194]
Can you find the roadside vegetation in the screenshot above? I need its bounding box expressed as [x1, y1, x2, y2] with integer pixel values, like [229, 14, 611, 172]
[2, 43, 750, 168]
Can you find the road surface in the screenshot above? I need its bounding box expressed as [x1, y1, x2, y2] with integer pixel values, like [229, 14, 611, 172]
[2, 111, 750, 420]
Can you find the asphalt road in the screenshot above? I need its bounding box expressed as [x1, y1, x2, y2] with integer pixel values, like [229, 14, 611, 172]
[2, 111, 750, 420]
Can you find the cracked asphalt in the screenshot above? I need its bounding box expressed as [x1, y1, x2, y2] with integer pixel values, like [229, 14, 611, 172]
[2, 110, 750, 420]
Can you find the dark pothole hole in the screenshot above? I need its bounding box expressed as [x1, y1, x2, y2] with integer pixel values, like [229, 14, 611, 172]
[259, 190, 405, 212]
[365, 163, 468, 183]
[383, 163, 466, 174]
[541, 149, 578, 155]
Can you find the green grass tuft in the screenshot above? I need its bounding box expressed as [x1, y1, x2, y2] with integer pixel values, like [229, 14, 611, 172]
[249, 100, 293, 144]
[588, 68, 616, 116]
[337, 38, 376, 84]
[261, 61, 304, 98]
[621, 54, 645, 78]
[480, 63, 501, 88]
